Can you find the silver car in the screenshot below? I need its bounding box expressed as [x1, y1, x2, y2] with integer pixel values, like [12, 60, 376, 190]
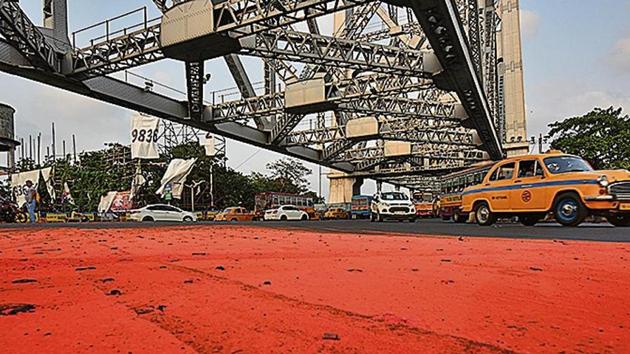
[130, 204, 197, 223]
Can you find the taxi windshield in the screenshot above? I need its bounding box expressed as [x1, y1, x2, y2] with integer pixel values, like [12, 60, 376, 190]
[223, 208, 232, 213]
[381, 192, 408, 201]
[544, 156, 594, 174]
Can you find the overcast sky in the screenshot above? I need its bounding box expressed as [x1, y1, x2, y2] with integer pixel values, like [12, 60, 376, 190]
[1, 0, 629, 197]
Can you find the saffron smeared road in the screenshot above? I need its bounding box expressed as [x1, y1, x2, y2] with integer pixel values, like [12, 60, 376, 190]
[1, 225, 628, 353]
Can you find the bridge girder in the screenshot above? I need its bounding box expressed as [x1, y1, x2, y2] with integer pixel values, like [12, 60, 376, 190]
[0, 0, 507, 192]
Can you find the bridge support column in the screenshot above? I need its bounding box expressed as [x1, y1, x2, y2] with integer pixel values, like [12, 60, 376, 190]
[328, 172, 363, 204]
[498, 0, 529, 156]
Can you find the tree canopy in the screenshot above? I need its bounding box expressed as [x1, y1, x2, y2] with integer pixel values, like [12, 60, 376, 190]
[4, 141, 318, 212]
[266, 158, 312, 194]
[547, 107, 630, 170]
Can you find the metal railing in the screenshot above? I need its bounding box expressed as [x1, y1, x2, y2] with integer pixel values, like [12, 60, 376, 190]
[71, 7, 159, 48]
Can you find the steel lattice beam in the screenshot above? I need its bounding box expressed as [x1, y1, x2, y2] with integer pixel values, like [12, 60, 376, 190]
[300, 1, 381, 80]
[71, 23, 162, 77]
[210, 74, 441, 123]
[0, 0, 60, 72]
[239, 28, 431, 78]
[285, 124, 473, 147]
[71, 0, 374, 77]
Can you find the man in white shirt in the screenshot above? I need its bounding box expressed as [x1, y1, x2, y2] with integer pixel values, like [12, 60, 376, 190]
[24, 180, 37, 224]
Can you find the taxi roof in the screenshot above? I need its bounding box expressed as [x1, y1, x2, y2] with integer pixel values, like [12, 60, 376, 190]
[499, 150, 573, 163]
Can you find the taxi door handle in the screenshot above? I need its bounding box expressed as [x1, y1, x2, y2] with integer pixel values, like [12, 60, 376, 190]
[514, 180, 522, 183]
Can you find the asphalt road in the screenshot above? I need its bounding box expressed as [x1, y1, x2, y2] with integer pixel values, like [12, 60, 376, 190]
[257, 219, 629, 243]
[1, 218, 628, 243]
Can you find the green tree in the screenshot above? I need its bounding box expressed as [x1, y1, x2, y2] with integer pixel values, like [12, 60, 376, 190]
[547, 107, 630, 170]
[266, 158, 312, 194]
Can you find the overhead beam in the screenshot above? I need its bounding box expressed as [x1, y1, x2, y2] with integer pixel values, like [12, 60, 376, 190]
[406, 0, 503, 159]
[0, 0, 60, 71]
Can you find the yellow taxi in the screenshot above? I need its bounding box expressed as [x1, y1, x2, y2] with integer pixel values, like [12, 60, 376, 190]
[324, 207, 350, 220]
[214, 207, 255, 222]
[461, 152, 630, 227]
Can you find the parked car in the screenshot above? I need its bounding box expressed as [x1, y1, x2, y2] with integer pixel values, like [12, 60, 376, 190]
[263, 205, 309, 221]
[214, 207, 255, 222]
[324, 207, 350, 220]
[370, 192, 416, 222]
[129, 204, 197, 223]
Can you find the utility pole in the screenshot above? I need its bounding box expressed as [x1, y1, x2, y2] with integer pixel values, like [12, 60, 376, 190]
[318, 165, 322, 202]
[51, 122, 56, 160]
[210, 164, 214, 210]
[72, 134, 77, 163]
[37, 133, 41, 166]
[530, 134, 548, 154]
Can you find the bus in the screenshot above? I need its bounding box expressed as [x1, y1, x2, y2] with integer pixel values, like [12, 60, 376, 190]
[351, 195, 373, 219]
[254, 192, 315, 220]
[412, 191, 434, 218]
[438, 162, 495, 222]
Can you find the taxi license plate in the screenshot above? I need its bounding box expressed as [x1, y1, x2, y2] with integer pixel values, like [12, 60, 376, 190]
[620, 203, 630, 211]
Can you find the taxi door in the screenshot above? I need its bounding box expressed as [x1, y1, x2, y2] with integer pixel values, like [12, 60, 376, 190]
[510, 159, 548, 211]
[483, 162, 516, 211]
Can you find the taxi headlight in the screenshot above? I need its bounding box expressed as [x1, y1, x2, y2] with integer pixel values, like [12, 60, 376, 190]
[597, 175, 610, 188]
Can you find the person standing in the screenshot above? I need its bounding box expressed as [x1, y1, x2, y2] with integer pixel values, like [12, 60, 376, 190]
[24, 180, 37, 224]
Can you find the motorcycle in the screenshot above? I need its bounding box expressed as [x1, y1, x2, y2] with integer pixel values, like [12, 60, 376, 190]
[0, 196, 27, 223]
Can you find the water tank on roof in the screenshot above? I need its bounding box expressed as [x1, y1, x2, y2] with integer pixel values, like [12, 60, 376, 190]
[0, 103, 18, 152]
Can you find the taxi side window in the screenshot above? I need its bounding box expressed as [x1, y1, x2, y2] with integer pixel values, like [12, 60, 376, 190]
[518, 160, 544, 178]
[490, 163, 515, 181]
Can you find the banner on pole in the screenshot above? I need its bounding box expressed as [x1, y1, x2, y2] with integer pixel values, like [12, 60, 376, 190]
[156, 158, 197, 200]
[131, 113, 160, 160]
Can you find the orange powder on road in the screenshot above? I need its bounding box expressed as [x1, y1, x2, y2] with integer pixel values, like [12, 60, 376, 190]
[0, 225, 628, 353]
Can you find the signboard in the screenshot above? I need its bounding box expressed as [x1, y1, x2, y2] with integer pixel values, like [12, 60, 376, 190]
[131, 113, 160, 160]
[203, 135, 215, 157]
[98, 191, 132, 213]
[111, 191, 132, 212]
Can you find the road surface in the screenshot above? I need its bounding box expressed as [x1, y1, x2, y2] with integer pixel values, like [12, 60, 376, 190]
[1, 219, 626, 242]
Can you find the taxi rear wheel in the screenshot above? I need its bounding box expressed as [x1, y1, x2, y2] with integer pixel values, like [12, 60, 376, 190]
[606, 214, 630, 227]
[474, 202, 496, 226]
[553, 193, 587, 227]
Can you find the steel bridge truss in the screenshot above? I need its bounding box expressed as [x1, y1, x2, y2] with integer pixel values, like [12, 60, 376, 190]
[0, 0, 506, 192]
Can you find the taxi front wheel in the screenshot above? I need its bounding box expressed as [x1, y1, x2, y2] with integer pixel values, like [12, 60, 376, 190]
[553, 193, 588, 227]
[475, 202, 496, 226]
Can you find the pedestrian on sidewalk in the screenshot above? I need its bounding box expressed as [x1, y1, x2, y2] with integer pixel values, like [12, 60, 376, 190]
[24, 180, 37, 224]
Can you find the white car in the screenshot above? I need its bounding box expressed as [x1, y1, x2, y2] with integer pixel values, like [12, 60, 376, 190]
[263, 205, 309, 221]
[130, 204, 197, 223]
[370, 192, 416, 222]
